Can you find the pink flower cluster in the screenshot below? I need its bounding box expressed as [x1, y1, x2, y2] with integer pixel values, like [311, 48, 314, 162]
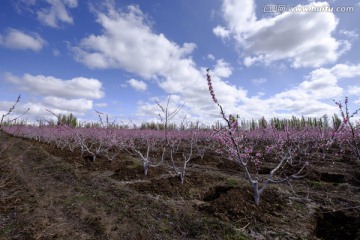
[206, 70, 218, 104]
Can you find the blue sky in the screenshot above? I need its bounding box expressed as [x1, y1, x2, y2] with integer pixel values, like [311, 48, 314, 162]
[0, 0, 359, 125]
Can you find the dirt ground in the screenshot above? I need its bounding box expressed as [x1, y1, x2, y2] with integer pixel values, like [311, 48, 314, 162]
[1, 132, 360, 239]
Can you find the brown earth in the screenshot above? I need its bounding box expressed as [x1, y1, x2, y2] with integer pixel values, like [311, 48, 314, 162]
[1, 132, 360, 239]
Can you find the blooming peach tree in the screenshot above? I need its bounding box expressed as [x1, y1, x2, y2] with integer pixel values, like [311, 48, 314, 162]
[206, 70, 315, 205]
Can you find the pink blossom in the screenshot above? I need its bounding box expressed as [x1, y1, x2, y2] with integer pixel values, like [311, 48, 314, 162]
[206, 72, 218, 104]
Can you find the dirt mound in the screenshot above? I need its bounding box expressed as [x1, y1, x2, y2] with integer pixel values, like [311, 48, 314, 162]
[200, 186, 285, 224]
[315, 208, 360, 240]
[130, 171, 224, 199]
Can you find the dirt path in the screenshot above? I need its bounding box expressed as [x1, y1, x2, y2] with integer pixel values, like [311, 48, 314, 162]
[1, 132, 360, 239]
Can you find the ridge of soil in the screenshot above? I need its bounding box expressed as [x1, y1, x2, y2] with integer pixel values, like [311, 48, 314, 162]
[1, 132, 360, 239]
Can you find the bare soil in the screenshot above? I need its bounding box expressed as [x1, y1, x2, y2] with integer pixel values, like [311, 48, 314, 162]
[1, 132, 360, 239]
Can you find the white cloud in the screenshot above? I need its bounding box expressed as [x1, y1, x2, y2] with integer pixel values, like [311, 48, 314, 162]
[2, 72, 104, 120]
[22, 101, 87, 119]
[70, 3, 357, 123]
[207, 54, 215, 61]
[215, 0, 350, 68]
[213, 59, 232, 78]
[63, 0, 78, 8]
[0, 100, 85, 123]
[0, 101, 20, 116]
[299, 68, 343, 100]
[257, 63, 360, 118]
[13, 0, 36, 14]
[213, 25, 230, 39]
[348, 86, 360, 96]
[72, 5, 196, 79]
[95, 102, 108, 107]
[0, 28, 46, 51]
[72, 4, 248, 121]
[4, 73, 104, 99]
[251, 78, 267, 85]
[233, 63, 360, 120]
[331, 63, 360, 78]
[135, 95, 188, 122]
[339, 29, 359, 40]
[127, 78, 147, 92]
[335, 63, 360, 102]
[53, 48, 60, 56]
[36, 0, 78, 28]
[13, 0, 77, 27]
[43, 96, 92, 112]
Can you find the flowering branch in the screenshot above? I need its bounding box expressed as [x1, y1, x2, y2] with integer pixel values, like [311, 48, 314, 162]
[0, 95, 29, 131]
[332, 96, 360, 160]
[206, 70, 310, 205]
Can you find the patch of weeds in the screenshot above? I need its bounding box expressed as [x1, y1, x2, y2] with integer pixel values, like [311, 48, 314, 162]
[235, 236, 249, 240]
[176, 213, 205, 238]
[27, 148, 50, 163]
[226, 178, 239, 188]
[63, 192, 93, 207]
[113, 188, 129, 198]
[49, 165, 70, 174]
[85, 216, 105, 235]
[124, 156, 143, 168]
[153, 218, 173, 235]
[203, 218, 248, 240]
[175, 213, 244, 239]
[291, 201, 307, 211]
[0, 222, 19, 236]
[308, 180, 325, 188]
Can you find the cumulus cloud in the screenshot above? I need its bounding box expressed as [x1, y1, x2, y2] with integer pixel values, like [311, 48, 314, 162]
[299, 68, 343, 100]
[70, 3, 357, 123]
[218, 63, 360, 120]
[0, 100, 83, 123]
[135, 95, 191, 123]
[37, 0, 78, 28]
[0, 28, 46, 51]
[207, 54, 215, 61]
[213, 25, 230, 39]
[215, 0, 350, 68]
[43, 96, 92, 112]
[2, 72, 105, 120]
[251, 63, 360, 118]
[14, 0, 78, 27]
[127, 79, 147, 92]
[331, 63, 360, 101]
[71, 4, 249, 121]
[4, 73, 104, 99]
[72, 5, 196, 79]
[213, 59, 232, 78]
[331, 63, 360, 78]
[348, 86, 360, 96]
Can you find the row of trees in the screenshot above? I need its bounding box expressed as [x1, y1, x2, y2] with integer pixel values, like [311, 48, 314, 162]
[26, 112, 353, 132]
[0, 95, 349, 132]
[233, 114, 334, 131]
